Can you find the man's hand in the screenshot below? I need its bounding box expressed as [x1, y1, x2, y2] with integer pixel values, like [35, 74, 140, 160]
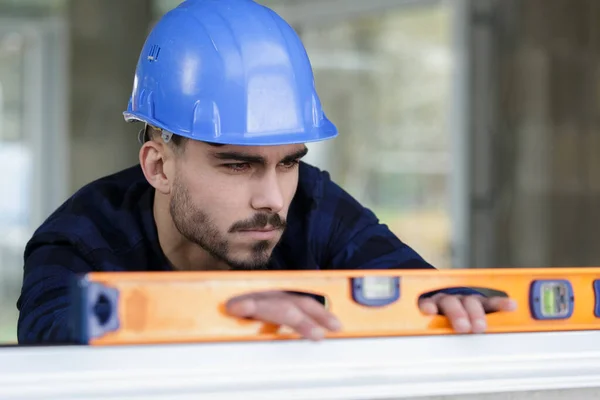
[225, 291, 517, 340]
[418, 293, 517, 334]
[225, 291, 342, 341]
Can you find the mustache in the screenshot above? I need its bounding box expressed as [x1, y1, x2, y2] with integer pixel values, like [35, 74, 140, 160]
[229, 213, 287, 232]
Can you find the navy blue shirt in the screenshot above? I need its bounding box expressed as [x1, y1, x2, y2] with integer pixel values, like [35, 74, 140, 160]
[17, 162, 475, 344]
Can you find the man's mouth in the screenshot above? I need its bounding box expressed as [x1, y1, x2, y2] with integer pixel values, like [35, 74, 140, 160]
[236, 227, 280, 240]
[239, 225, 278, 232]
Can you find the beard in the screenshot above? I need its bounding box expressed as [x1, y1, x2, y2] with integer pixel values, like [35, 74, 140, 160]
[169, 177, 286, 270]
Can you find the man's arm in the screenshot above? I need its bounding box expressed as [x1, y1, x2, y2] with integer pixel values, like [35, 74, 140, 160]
[17, 240, 93, 344]
[315, 171, 439, 270]
[315, 171, 480, 297]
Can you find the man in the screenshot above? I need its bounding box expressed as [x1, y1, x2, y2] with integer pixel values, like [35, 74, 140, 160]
[16, 0, 515, 344]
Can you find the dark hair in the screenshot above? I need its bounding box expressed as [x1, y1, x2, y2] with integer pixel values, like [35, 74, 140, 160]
[141, 124, 188, 154]
[140, 124, 224, 152]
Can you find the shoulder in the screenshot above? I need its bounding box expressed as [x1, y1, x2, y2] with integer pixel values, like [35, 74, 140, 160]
[294, 162, 433, 270]
[296, 161, 377, 232]
[296, 161, 351, 204]
[26, 165, 151, 258]
[291, 162, 380, 264]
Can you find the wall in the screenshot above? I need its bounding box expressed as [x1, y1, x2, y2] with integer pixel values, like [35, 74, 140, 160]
[476, 0, 600, 268]
[68, 0, 151, 192]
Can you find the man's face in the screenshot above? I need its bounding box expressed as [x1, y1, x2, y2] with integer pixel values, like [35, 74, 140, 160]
[169, 141, 307, 270]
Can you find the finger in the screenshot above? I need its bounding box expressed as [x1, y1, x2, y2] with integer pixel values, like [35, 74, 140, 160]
[292, 295, 342, 332]
[482, 296, 518, 313]
[418, 297, 439, 315]
[225, 293, 325, 340]
[225, 291, 280, 317]
[461, 295, 487, 333]
[437, 295, 471, 333]
[418, 292, 446, 315]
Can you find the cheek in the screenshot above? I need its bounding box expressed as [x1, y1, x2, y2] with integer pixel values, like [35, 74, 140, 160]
[184, 172, 250, 225]
[183, 165, 241, 203]
[209, 177, 250, 210]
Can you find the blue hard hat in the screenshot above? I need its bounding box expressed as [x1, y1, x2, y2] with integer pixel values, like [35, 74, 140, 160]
[123, 0, 338, 146]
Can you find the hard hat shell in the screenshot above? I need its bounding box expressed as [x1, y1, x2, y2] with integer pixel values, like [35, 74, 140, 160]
[123, 0, 338, 146]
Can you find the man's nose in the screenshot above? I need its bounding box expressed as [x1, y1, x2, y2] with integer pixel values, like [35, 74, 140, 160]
[250, 170, 285, 213]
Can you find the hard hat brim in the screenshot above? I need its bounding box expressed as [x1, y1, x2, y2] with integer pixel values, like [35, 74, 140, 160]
[123, 112, 338, 146]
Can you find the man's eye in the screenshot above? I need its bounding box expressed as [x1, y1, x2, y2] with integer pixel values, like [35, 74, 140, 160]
[224, 163, 250, 172]
[280, 160, 300, 169]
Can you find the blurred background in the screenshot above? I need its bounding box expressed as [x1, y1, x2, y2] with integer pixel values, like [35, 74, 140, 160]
[0, 0, 597, 343]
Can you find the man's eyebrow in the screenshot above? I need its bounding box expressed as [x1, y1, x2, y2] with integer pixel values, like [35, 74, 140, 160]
[212, 151, 265, 164]
[281, 147, 309, 163]
[212, 146, 308, 164]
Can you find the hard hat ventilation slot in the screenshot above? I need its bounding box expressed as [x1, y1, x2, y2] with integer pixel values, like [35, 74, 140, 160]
[147, 44, 161, 62]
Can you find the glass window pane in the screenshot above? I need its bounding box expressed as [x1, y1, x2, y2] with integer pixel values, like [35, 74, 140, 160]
[296, 4, 455, 269]
[0, 30, 30, 344]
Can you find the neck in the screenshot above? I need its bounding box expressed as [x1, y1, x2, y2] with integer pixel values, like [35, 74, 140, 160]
[152, 192, 230, 271]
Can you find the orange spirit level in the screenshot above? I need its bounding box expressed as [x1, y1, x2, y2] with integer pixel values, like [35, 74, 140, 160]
[69, 267, 600, 345]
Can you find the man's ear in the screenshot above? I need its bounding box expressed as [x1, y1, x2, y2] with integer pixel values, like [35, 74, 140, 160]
[139, 140, 174, 195]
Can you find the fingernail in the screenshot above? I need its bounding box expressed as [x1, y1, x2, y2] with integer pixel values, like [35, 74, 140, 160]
[422, 303, 436, 315]
[454, 318, 470, 332]
[329, 318, 342, 331]
[310, 327, 326, 340]
[473, 319, 487, 332]
[508, 300, 518, 310]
